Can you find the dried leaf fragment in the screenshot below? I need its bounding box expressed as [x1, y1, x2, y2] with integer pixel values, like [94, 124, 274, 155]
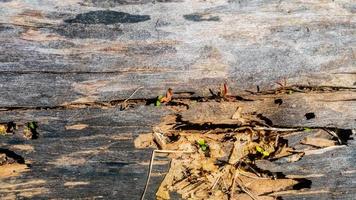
[160, 88, 173, 103]
[156, 88, 173, 106]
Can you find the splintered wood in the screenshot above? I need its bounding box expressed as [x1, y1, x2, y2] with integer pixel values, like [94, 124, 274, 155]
[136, 101, 347, 200]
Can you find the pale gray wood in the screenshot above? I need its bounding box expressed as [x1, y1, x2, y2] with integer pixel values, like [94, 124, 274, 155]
[0, 0, 355, 107]
[182, 91, 356, 129]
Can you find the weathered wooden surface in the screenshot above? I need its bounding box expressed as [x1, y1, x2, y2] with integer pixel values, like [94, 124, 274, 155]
[0, 0, 355, 107]
[0, 106, 170, 199]
[0, 104, 355, 199]
[182, 91, 356, 129]
[0, 0, 355, 199]
[258, 139, 356, 200]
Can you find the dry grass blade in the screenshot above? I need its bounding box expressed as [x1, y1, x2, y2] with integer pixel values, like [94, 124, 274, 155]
[245, 162, 262, 177]
[275, 135, 279, 148]
[141, 149, 194, 200]
[253, 127, 301, 132]
[211, 175, 221, 190]
[121, 86, 144, 110]
[141, 150, 155, 200]
[323, 128, 342, 144]
[238, 170, 270, 180]
[230, 170, 238, 200]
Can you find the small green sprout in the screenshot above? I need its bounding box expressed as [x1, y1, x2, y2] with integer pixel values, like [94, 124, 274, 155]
[197, 139, 208, 151]
[155, 95, 163, 107]
[256, 146, 270, 157]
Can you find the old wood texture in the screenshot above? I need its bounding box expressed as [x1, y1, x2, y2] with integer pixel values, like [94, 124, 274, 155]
[0, 0, 355, 199]
[0, 0, 355, 107]
[182, 90, 356, 129]
[0, 106, 170, 199]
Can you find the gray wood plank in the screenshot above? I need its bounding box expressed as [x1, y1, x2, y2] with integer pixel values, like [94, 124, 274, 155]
[182, 91, 356, 129]
[0, 0, 355, 199]
[0, 106, 169, 199]
[0, 0, 355, 107]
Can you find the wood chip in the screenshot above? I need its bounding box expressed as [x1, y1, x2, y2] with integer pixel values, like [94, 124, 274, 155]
[301, 137, 337, 148]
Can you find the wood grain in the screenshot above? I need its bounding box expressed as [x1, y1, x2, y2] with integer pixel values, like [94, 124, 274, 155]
[0, 0, 355, 199]
[182, 91, 356, 129]
[0, 0, 355, 107]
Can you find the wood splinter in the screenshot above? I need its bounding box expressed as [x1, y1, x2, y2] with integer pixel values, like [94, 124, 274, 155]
[141, 149, 194, 200]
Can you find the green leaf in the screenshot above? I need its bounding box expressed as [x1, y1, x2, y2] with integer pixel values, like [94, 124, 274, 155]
[256, 146, 269, 157]
[256, 146, 264, 153]
[197, 139, 208, 151]
[197, 139, 206, 146]
[155, 95, 163, 106]
[262, 151, 270, 157]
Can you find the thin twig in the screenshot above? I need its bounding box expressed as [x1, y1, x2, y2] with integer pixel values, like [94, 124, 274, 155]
[141, 150, 155, 200]
[234, 126, 254, 132]
[222, 178, 228, 191]
[245, 162, 261, 177]
[275, 134, 280, 148]
[186, 181, 204, 194]
[121, 86, 144, 110]
[211, 175, 221, 190]
[230, 170, 238, 200]
[238, 170, 270, 180]
[253, 127, 301, 132]
[323, 128, 342, 144]
[141, 149, 194, 200]
[154, 150, 195, 153]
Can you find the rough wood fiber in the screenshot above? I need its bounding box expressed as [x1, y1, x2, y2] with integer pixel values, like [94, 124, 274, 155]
[182, 91, 356, 129]
[0, 0, 355, 107]
[0, 105, 355, 199]
[0, 0, 355, 199]
[0, 106, 170, 199]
